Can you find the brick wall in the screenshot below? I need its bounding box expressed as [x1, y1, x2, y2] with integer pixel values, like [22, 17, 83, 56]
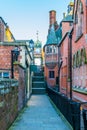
[0, 79, 18, 130]
[0, 45, 14, 71]
[45, 65, 58, 87]
[72, 0, 87, 101]
[60, 35, 69, 95]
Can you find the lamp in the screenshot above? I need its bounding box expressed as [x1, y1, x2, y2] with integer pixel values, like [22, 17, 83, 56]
[11, 47, 20, 78]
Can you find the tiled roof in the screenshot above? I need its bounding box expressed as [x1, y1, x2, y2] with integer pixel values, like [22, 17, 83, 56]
[62, 15, 73, 22]
[55, 24, 62, 44]
[46, 24, 57, 45]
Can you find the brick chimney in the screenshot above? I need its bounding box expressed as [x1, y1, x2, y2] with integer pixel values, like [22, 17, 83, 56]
[49, 10, 56, 27]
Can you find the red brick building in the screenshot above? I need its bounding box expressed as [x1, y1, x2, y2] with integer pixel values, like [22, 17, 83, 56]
[44, 0, 87, 102]
[72, 0, 87, 102]
[59, 2, 74, 96]
[0, 18, 33, 100]
[44, 10, 62, 87]
[0, 17, 16, 78]
[57, 0, 87, 103]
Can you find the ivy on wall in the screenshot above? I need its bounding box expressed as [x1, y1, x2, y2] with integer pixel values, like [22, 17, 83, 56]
[73, 48, 87, 68]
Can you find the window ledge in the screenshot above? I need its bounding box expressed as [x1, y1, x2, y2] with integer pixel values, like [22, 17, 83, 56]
[75, 33, 83, 43]
[73, 87, 87, 95]
[61, 87, 66, 90]
[49, 78, 55, 80]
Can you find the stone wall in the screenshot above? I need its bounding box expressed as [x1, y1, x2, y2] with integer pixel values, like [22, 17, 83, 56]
[0, 79, 18, 130]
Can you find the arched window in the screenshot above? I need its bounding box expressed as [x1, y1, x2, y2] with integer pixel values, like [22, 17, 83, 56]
[75, 0, 83, 39]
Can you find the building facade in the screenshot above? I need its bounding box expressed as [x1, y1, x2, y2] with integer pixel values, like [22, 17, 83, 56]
[59, 2, 74, 96]
[44, 10, 62, 87]
[44, 0, 87, 103]
[72, 0, 87, 102]
[0, 17, 15, 42]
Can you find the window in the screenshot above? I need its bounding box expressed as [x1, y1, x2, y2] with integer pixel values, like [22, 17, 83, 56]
[49, 71, 54, 78]
[0, 72, 2, 78]
[46, 46, 53, 53]
[53, 46, 57, 53]
[69, 22, 73, 26]
[0, 72, 10, 78]
[75, 0, 83, 40]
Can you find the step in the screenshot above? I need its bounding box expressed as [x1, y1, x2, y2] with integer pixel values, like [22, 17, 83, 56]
[32, 88, 46, 94]
[32, 81, 45, 88]
[34, 72, 43, 76]
[32, 76, 44, 82]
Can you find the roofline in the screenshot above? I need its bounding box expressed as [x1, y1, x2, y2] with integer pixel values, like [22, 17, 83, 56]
[0, 17, 15, 40]
[58, 32, 69, 47]
[0, 17, 7, 26]
[62, 20, 73, 22]
[58, 27, 74, 47]
[6, 27, 15, 41]
[0, 41, 32, 60]
[43, 43, 57, 52]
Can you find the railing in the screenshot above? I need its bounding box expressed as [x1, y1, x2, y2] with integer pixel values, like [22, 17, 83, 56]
[46, 85, 80, 130]
[80, 102, 87, 130]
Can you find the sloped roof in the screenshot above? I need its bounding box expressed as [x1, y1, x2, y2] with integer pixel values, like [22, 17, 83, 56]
[55, 24, 62, 44]
[62, 15, 73, 22]
[46, 24, 57, 45]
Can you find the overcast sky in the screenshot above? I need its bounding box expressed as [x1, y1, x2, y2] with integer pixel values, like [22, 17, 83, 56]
[0, 0, 72, 45]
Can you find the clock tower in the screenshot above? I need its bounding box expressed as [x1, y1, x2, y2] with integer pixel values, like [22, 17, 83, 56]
[34, 31, 42, 66]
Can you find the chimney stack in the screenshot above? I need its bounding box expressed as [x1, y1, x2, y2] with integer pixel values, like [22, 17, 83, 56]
[49, 10, 56, 27]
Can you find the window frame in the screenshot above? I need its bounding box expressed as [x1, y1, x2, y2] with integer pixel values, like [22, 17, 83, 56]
[49, 71, 55, 79]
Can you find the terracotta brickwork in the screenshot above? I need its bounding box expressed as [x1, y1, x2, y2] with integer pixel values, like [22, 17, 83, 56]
[59, 23, 72, 96]
[72, 0, 87, 101]
[45, 65, 58, 87]
[57, 0, 87, 102]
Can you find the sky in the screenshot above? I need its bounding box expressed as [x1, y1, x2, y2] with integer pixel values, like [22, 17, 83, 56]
[0, 0, 72, 45]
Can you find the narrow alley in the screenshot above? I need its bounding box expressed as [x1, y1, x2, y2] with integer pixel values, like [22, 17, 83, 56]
[1, 1, 87, 130]
[9, 95, 71, 130]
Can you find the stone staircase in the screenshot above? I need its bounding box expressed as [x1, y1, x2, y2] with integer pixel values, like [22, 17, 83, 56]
[32, 72, 46, 94]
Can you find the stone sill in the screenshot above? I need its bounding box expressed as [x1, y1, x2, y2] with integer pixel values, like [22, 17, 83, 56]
[73, 88, 87, 95]
[75, 33, 83, 43]
[61, 87, 66, 90]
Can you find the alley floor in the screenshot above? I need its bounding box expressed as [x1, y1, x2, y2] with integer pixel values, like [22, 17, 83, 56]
[9, 95, 72, 130]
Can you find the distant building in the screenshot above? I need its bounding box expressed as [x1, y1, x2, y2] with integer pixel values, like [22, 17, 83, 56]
[44, 0, 87, 103]
[34, 39, 42, 66]
[44, 10, 62, 87]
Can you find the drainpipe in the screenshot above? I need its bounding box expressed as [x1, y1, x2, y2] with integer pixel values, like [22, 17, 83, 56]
[58, 57, 63, 92]
[69, 31, 72, 100]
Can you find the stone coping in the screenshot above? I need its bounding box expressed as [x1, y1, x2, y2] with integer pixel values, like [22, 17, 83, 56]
[72, 87, 87, 95]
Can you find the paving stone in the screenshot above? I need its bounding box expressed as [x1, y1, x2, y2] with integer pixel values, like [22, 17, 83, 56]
[9, 95, 71, 130]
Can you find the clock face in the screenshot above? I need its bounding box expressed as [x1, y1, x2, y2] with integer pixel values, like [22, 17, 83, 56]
[35, 58, 41, 65]
[35, 48, 40, 53]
